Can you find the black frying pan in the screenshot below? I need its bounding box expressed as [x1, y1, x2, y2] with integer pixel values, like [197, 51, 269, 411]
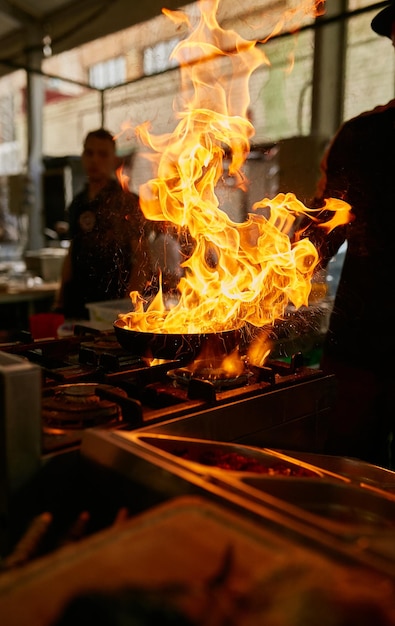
[113, 319, 241, 361]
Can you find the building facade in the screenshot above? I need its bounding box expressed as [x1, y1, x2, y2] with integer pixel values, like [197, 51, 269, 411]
[0, 0, 393, 229]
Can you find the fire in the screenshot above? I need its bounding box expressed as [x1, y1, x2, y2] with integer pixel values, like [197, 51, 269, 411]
[119, 0, 352, 338]
[116, 165, 130, 190]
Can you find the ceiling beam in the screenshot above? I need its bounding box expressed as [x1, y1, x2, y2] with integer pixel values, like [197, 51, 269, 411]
[0, 0, 190, 77]
[0, 0, 35, 24]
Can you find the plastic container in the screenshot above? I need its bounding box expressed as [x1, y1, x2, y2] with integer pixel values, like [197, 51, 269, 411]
[86, 298, 133, 325]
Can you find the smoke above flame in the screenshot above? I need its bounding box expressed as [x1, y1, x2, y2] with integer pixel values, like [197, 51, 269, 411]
[120, 0, 352, 335]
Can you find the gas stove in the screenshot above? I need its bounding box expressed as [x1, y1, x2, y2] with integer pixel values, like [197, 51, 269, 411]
[0, 322, 335, 556]
[0, 323, 335, 456]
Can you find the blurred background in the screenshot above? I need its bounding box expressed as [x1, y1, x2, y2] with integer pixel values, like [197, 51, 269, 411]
[0, 0, 386, 337]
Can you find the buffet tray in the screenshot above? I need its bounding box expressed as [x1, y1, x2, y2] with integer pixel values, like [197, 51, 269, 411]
[276, 449, 395, 494]
[131, 433, 347, 481]
[130, 433, 395, 532]
[81, 429, 395, 577]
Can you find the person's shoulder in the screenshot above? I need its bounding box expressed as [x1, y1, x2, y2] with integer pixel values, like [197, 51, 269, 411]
[342, 99, 395, 129]
[328, 100, 395, 151]
[106, 181, 143, 220]
[106, 179, 137, 199]
[104, 178, 123, 194]
[363, 98, 395, 117]
[118, 184, 141, 209]
[121, 186, 139, 203]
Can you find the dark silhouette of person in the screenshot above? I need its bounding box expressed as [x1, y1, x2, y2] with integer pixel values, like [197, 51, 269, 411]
[304, 2, 395, 468]
[55, 129, 151, 320]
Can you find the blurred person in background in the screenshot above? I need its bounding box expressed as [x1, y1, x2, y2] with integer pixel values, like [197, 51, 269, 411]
[54, 128, 152, 320]
[304, 1, 395, 468]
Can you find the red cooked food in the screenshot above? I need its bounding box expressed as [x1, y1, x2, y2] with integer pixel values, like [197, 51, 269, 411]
[171, 447, 318, 476]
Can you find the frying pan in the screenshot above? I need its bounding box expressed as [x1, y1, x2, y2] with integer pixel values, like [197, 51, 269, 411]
[113, 319, 241, 361]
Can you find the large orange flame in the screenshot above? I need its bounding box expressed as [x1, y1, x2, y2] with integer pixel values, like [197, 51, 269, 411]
[120, 0, 352, 336]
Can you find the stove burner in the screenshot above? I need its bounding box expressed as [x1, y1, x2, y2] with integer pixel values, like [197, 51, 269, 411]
[42, 383, 127, 432]
[168, 367, 251, 391]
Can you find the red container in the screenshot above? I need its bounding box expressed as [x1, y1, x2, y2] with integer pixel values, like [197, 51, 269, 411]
[29, 313, 65, 340]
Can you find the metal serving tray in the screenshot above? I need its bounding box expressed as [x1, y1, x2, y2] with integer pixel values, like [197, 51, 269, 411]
[130, 434, 395, 557]
[275, 450, 395, 494]
[81, 428, 395, 577]
[131, 433, 348, 482]
[239, 476, 395, 533]
[235, 475, 395, 567]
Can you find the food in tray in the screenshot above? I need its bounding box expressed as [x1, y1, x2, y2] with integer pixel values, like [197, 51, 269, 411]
[170, 446, 318, 476]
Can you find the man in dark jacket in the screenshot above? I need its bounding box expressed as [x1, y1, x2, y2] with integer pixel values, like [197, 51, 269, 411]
[306, 2, 395, 467]
[55, 128, 151, 320]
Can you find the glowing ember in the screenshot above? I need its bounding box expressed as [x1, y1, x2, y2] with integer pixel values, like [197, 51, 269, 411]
[119, 0, 352, 340]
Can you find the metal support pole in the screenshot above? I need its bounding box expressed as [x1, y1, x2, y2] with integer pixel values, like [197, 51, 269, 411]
[25, 26, 45, 250]
[100, 90, 105, 128]
[310, 0, 348, 139]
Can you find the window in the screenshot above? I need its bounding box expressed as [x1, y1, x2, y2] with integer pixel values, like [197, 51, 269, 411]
[0, 95, 15, 142]
[344, 1, 395, 121]
[143, 37, 180, 76]
[89, 57, 126, 89]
